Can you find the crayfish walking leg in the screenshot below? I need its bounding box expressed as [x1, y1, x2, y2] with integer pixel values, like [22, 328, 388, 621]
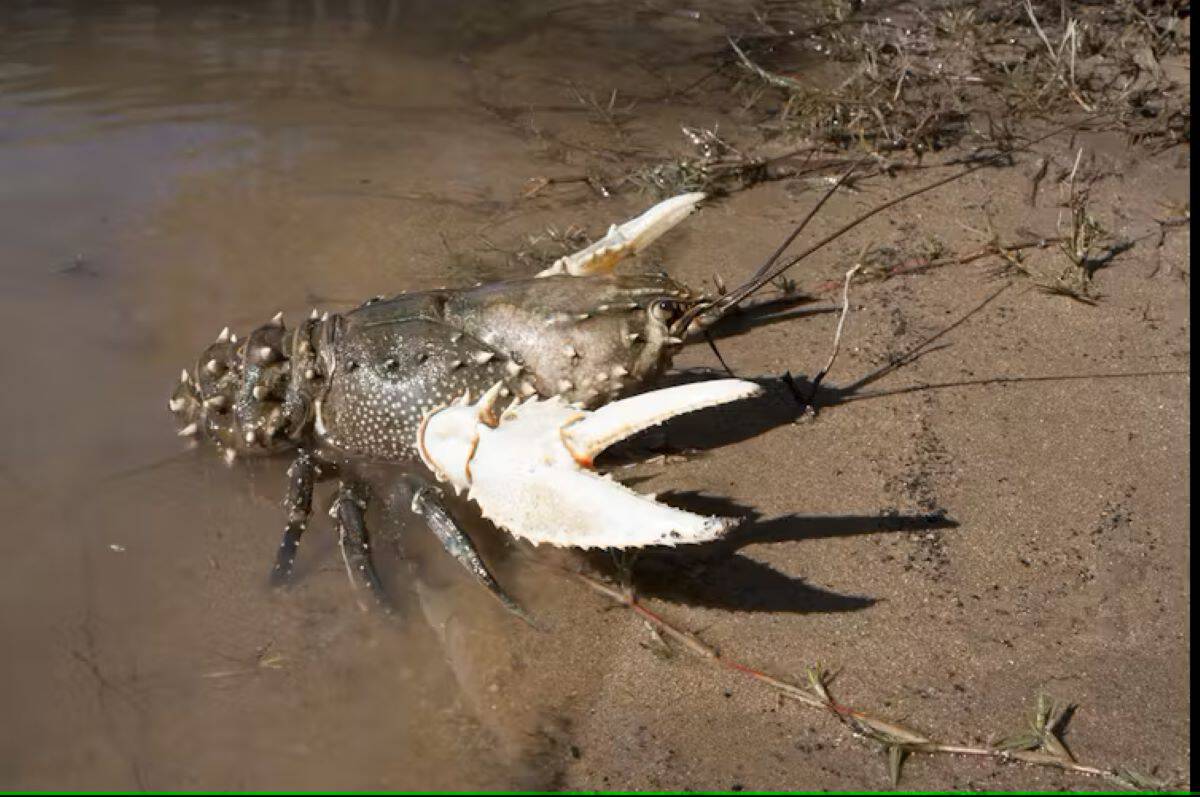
[270, 450, 319, 586]
[410, 485, 538, 629]
[331, 482, 393, 614]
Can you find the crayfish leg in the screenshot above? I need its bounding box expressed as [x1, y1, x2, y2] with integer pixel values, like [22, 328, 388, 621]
[331, 482, 394, 615]
[410, 484, 540, 630]
[269, 450, 319, 587]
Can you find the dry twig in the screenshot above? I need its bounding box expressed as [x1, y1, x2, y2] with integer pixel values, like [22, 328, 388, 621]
[557, 565, 1170, 790]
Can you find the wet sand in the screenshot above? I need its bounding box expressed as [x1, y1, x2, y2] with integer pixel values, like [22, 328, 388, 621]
[0, 1, 1189, 790]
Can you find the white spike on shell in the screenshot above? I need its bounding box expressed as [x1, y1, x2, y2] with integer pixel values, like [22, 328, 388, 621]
[417, 378, 762, 549]
[536, 192, 706, 277]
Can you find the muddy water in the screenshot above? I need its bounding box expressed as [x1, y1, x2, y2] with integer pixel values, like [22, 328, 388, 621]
[0, 1, 764, 788]
[4, 1, 1190, 791]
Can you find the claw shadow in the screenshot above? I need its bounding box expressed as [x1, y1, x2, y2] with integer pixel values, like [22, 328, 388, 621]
[586, 549, 878, 614]
[580, 491, 958, 615]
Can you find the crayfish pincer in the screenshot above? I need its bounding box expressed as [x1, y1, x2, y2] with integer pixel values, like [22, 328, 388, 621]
[169, 192, 783, 622]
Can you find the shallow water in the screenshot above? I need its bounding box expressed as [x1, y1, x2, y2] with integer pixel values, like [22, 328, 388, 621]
[2, 1, 1190, 791]
[0, 1, 757, 788]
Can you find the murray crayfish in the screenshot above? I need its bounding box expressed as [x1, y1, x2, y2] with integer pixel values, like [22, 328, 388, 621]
[169, 192, 837, 622]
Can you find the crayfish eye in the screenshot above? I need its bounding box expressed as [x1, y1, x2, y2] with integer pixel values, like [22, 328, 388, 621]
[651, 299, 680, 322]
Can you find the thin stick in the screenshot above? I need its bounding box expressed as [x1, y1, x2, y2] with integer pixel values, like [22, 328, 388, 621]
[557, 564, 1155, 788]
[566, 567, 824, 709]
[811, 264, 862, 391]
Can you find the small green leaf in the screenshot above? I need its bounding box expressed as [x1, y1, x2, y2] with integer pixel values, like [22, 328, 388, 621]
[994, 731, 1040, 752]
[887, 744, 907, 786]
[806, 666, 831, 703]
[1106, 768, 1170, 791]
[1033, 692, 1053, 733]
[1040, 727, 1074, 762]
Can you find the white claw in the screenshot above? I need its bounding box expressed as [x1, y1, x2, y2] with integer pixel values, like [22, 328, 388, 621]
[270, 311, 284, 326]
[562, 379, 761, 465]
[417, 378, 762, 549]
[177, 422, 198, 437]
[537, 192, 706, 277]
[217, 326, 231, 343]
